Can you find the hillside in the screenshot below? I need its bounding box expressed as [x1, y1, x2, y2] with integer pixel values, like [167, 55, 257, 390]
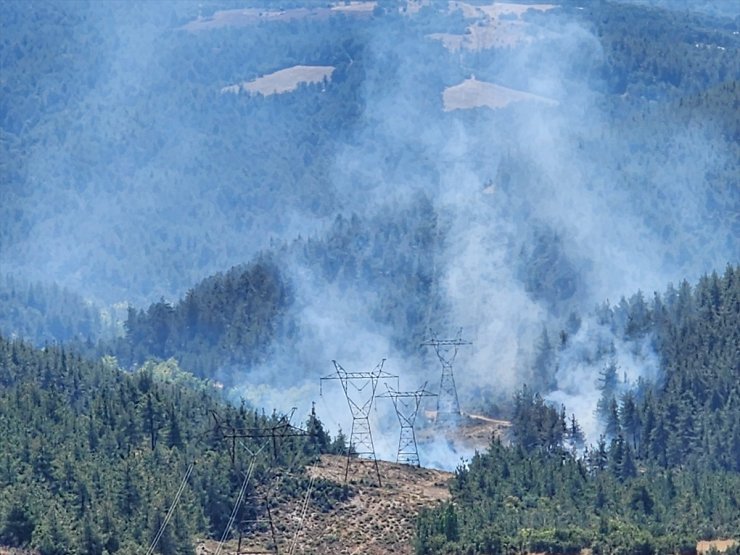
[1, 1, 739, 554]
[197, 455, 452, 555]
[0, 337, 343, 555]
[417, 265, 740, 554]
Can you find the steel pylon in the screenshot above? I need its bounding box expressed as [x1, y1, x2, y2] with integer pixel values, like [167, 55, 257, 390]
[378, 383, 437, 467]
[421, 328, 471, 425]
[320, 359, 398, 486]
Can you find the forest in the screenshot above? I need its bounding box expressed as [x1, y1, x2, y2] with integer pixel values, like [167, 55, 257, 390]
[416, 265, 740, 554]
[0, 265, 737, 554]
[1, 0, 738, 553]
[0, 336, 344, 554]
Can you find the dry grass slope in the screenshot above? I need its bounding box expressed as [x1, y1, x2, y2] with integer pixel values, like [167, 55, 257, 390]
[221, 66, 335, 97]
[197, 455, 451, 555]
[443, 77, 558, 111]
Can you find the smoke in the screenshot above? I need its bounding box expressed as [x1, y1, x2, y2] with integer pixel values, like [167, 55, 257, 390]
[546, 319, 661, 443]
[4, 2, 737, 467]
[256, 2, 737, 464]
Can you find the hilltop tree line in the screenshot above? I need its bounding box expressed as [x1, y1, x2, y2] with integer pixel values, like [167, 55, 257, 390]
[114, 256, 291, 381]
[417, 265, 740, 554]
[89, 197, 441, 384]
[0, 336, 344, 555]
[2, 194, 443, 385]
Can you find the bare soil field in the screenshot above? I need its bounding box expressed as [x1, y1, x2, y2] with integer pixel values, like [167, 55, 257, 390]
[221, 66, 335, 97]
[430, 2, 558, 51]
[443, 77, 558, 111]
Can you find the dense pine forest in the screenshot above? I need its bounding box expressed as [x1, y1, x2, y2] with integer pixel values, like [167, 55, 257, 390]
[1, 0, 738, 553]
[0, 337, 344, 554]
[0, 265, 737, 554]
[417, 265, 740, 554]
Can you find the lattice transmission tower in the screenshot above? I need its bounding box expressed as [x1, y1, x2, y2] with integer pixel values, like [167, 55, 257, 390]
[421, 328, 471, 425]
[210, 410, 310, 555]
[378, 382, 437, 467]
[320, 359, 398, 486]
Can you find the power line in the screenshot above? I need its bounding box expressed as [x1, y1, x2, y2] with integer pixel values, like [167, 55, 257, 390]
[145, 461, 195, 555]
[210, 409, 313, 554]
[287, 474, 316, 555]
[421, 328, 471, 425]
[378, 382, 437, 467]
[320, 359, 398, 486]
[215, 451, 262, 555]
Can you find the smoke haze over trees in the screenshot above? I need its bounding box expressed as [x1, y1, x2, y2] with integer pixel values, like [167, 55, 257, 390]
[1, 0, 739, 553]
[1, 0, 738, 484]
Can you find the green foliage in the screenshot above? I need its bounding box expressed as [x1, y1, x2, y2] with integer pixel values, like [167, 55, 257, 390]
[114, 257, 291, 382]
[0, 335, 339, 553]
[0, 276, 108, 345]
[418, 267, 740, 554]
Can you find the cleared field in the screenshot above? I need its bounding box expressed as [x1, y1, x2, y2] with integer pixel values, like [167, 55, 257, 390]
[450, 1, 557, 19]
[429, 19, 529, 50]
[477, 2, 558, 18]
[443, 77, 558, 111]
[221, 66, 335, 97]
[697, 539, 739, 554]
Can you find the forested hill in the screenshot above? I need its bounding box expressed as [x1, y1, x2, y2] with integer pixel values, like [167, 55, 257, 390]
[417, 265, 740, 555]
[1, 0, 737, 309]
[114, 256, 292, 380]
[106, 199, 442, 384]
[528, 264, 740, 465]
[0, 336, 342, 555]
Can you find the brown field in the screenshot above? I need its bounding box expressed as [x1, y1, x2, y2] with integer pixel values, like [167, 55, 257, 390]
[697, 539, 739, 554]
[221, 66, 335, 97]
[477, 2, 558, 19]
[449, 1, 557, 19]
[429, 1, 558, 51]
[443, 77, 558, 111]
[429, 19, 529, 51]
[196, 454, 452, 555]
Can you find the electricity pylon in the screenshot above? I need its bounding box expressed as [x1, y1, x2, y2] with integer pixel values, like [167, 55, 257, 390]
[421, 328, 471, 425]
[378, 382, 437, 467]
[210, 410, 310, 554]
[320, 359, 398, 486]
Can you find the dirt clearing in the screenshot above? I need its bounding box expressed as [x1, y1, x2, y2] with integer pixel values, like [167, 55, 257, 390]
[697, 539, 738, 554]
[443, 77, 558, 111]
[221, 66, 335, 96]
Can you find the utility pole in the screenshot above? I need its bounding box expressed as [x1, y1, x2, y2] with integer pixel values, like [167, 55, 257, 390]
[378, 382, 437, 467]
[320, 359, 398, 486]
[422, 328, 471, 425]
[210, 410, 310, 554]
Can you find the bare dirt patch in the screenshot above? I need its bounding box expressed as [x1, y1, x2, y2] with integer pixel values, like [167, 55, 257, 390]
[221, 66, 335, 97]
[196, 455, 451, 555]
[418, 411, 511, 454]
[697, 539, 738, 554]
[443, 77, 558, 111]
